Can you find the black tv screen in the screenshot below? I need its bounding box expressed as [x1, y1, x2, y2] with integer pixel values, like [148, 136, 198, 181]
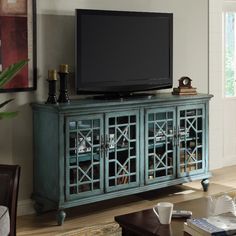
[76, 9, 173, 95]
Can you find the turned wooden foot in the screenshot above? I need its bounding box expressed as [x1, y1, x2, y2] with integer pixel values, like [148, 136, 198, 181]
[201, 178, 209, 192]
[34, 202, 44, 215]
[56, 210, 66, 226]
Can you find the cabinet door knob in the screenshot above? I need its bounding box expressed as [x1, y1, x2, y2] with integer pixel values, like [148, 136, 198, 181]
[101, 135, 105, 150]
[105, 134, 110, 150]
[173, 126, 177, 146]
[177, 126, 180, 146]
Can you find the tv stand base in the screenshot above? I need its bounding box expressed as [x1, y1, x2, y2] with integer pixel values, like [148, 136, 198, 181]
[31, 93, 213, 224]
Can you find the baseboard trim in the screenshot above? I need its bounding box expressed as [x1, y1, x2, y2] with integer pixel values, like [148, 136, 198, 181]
[17, 199, 35, 216]
[221, 156, 236, 168]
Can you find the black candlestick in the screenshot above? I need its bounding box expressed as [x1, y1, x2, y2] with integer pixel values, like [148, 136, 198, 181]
[58, 71, 70, 103]
[46, 79, 57, 104]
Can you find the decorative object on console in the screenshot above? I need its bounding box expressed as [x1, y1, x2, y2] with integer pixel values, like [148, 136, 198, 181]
[179, 76, 192, 88]
[46, 70, 57, 104]
[57, 64, 70, 103]
[172, 76, 197, 95]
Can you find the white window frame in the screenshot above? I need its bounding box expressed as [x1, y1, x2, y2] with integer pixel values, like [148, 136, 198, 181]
[223, 1, 236, 97]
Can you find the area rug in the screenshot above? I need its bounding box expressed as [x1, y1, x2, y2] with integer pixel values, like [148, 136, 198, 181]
[57, 222, 121, 236]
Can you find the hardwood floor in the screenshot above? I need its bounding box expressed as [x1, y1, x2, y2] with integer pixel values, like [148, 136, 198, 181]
[17, 166, 236, 235]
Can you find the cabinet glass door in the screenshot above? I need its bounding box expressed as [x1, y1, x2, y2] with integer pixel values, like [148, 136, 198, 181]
[105, 111, 139, 192]
[65, 115, 104, 200]
[177, 105, 205, 177]
[145, 108, 176, 184]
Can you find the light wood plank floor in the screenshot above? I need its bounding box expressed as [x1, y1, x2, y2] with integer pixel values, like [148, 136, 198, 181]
[17, 166, 236, 235]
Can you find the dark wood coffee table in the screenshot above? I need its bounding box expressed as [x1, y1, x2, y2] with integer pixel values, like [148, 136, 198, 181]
[115, 197, 209, 236]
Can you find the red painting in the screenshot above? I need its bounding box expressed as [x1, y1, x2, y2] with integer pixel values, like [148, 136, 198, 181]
[0, 0, 36, 92]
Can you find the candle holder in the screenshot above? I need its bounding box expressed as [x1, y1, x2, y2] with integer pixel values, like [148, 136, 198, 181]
[46, 70, 58, 104]
[58, 64, 70, 103]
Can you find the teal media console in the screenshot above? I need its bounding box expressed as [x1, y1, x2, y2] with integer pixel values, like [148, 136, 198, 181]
[31, 93, 212, 225]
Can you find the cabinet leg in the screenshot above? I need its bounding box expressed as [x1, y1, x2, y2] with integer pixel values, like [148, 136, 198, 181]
[201, 178, 209, 192]
[56, 210, 66, 226]
[34, 202, 44, 215]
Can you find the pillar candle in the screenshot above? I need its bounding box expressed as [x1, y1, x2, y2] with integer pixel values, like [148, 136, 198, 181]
[48, 69, 57, 80]
[59, 64, 69, 73]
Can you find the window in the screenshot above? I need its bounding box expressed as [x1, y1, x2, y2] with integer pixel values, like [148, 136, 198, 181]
[224, 12, 236, 97]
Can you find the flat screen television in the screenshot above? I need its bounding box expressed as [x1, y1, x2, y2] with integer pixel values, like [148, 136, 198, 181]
[76, 9, 173, 96]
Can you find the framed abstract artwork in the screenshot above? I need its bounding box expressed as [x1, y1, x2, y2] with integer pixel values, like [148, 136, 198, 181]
[0, 0, 36, 92]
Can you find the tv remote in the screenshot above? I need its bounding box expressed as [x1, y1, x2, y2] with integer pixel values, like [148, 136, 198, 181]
[172, 210, 192, 219]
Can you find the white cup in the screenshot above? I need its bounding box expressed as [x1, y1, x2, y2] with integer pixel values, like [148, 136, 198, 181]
[152, 202, 173, 224]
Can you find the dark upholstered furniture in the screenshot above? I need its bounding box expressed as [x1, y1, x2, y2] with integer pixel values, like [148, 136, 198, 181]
[0, 165, 21, 236]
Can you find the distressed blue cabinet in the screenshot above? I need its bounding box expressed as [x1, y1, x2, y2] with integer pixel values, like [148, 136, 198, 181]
[31, 93, 212, 225]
